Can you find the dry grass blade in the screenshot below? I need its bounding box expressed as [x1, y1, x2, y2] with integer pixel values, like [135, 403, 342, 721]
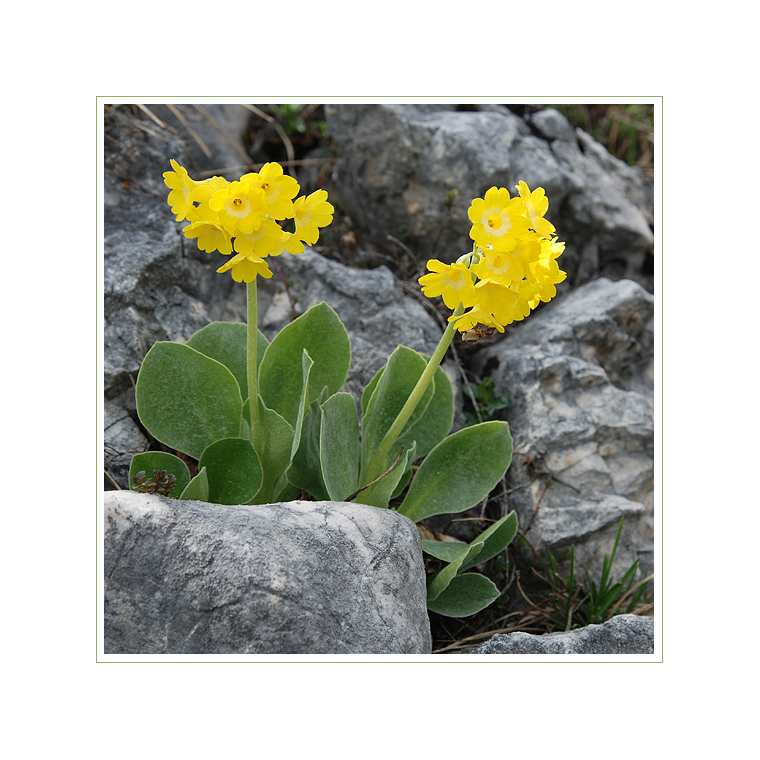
[104, 468, 123, 490]
[196, 158, 328, 179]
[432, 612, 550, 653]
[273, 122, 296, 179]
[167, 104, 213, 160]
[136, 104, 175, 133]
[242, 104, 275, 122]
[193, 104, 251, 164]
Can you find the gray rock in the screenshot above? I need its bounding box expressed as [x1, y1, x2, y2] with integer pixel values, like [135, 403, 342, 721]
[104, 400, 148, 487]
[325, 104, 654, 290]
[104, 491, 431, 654]
[138, 104, 253, 179]
[472, 277, 654, 581]
[468, 614, 654, 654]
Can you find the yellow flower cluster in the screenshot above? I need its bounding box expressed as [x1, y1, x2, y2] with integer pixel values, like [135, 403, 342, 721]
[419, 182, 566, 333]
[163, 159, 334, 282]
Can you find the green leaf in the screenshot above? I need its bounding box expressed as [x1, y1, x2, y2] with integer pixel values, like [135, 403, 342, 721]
[128, 451, 191, 497]
[357, 441, 417, 509]
[398, 421, 513, 523]
[179, 466, 209, 501]
[186, 321, 269, 401]
[135, 342, 243, 460]
[198, 438, 263, 505]
[387, 359, 456, 499]
[460, 512, 519, 571]
[427, 541, 484, 602]
[360, 346, 434, 482]
[290, 350, 314, 461]
[420, 540, 470, 564]
[248, 397, 295, 505]
[426, 573, 501, 618]
[259, 302, 350, 426]
[320, 392, 360, 501]
[397, 361, 454, 459]
[287, 387, 330, 501]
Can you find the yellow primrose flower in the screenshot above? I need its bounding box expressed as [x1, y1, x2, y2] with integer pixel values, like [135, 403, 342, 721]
[470, 249, 524, 287]
[419, 260, 478, 310]
[474, 278, 530, 325]
[511, 232, 543, 270]
[233, 219, 288, 258]
[468, 187, 530, 252]
[241, 163, 300, 221]
[449, 303, 504, 333]
[529, 238, 567, 283]
[185, 176, 228, 224]
[216, 252, 274, 283]
[164, 159, 208, 222]
[209, 180, 268, 235]
[293, 190, 334, 246]
[515, 181, 556, 238]
[183, 220, 233, 255]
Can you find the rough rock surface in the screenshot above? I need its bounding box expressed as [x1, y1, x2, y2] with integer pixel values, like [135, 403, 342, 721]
[104, 491, 431, 654]
[472, 277, 655, 580]
[468, 614, 654, 654]
[325, 104, 654, 290]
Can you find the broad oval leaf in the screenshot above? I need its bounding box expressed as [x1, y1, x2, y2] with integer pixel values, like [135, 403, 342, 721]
[135, 342, 243, 460]
[427, 541, 484, 602]
[396, 361, 454, 460]
[460, 512, 519, 571]
[320, 392, 360, 501]
[129, 451, 191, 497]
[186, 321, 269, 401]
[198, 438, 263, 505]
[420, 540, 469, 564]
[259, 302, 350, 426]
[179, 467, 209, 502]
[398, 421, 513, 523]
[248, 397, 295, 505]
[426, 573, 501, 618]
[360, 346, 434, 482]
[356, 441, 416, 509]
[287, 386, 330, 501]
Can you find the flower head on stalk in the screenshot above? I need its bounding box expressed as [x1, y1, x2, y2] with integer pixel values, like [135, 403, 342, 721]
[420, 182, 565, 337]
[165, 160, 334, 282]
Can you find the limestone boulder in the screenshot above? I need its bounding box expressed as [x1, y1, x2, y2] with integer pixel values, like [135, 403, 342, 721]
[104, 491, 431, 654]
[469, 614, 654, 654]
[471, 277, 655, 581]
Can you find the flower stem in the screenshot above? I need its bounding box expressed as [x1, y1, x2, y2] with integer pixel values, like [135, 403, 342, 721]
[246, 279, 263, 456]
[365, 303, 464, 480]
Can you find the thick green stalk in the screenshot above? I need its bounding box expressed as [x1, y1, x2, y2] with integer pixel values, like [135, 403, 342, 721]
[365, 304, 464, 479]
[246, 279, 263, 456]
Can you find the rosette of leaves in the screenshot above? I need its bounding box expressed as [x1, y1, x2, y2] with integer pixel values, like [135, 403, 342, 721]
[130, 301, 518, 617]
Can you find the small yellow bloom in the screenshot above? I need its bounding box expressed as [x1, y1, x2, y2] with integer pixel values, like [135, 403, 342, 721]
[293, 190, 334, 246]
[515, 181, 556, 238]
[216, 252, 274, 283]
[183, 220, 233, 255]
[468, 187, 530, 252]
[241, 163, 300, 220]
[164, 159, 207, 222]
[419, 260, 478, 310]
[209, 180, 268, 235]
[470, 249, 524, 287]
[233, 219, 288, 258]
